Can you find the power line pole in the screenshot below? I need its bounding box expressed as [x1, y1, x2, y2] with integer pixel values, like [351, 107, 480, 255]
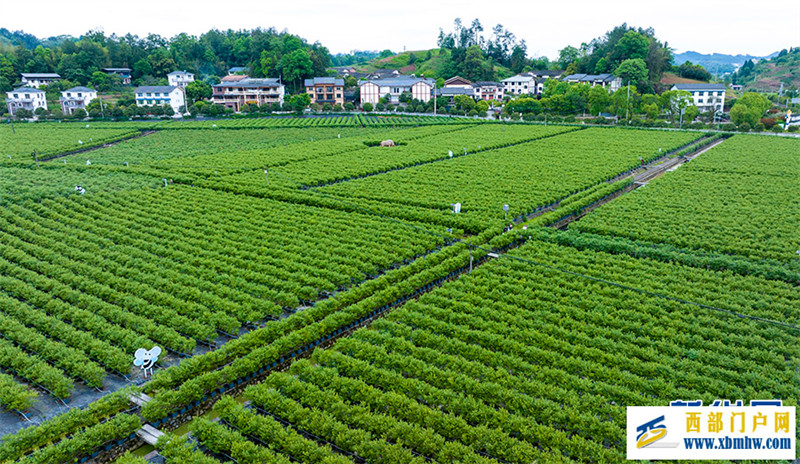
[625, 80, 630, 124]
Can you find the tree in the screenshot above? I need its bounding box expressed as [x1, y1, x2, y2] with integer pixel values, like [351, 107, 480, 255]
[454, 94, 476, 113]
[362, 102, 373, 112]
[71, 108, 87, 119]
[557, 46, 579, 70]
[185, 80, 212, 104]
[614, 59, 648, 90]
[642, 103, 659, 119]
[285, 93, 311, 114]
[611, 85, 640, 118]
[678, 61, 712, 81]
[14, 108, 33, 119]
[91, 71, 112, 91]
[730, 92, 771, 127]
[462, 45, 493, 81]
[132, 58, 152, 80]
[510, 43, 528, 73]
[587, 85, 611, 115]
[612, 31, 649, 61]
[658, 89, 693, 122]
[475, 100, 489, 114]
[279, 49, 313, 92]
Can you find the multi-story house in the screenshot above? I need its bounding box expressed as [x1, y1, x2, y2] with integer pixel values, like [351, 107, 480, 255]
[60, 86, 97, 115]
[501, 75, 536, 96]
[473, 81, 504, 101]
[6, 87, 47, 116]
[304, 77, 345, 106]
[20, 73, 60, 89]
[102, 68, 132, 85]
[359, 76, 435, 106]
[670, 84, 726, 113]
[167, 71, 194, 89]
[134, 85, 185, 114]
[211, 78, 285, 112]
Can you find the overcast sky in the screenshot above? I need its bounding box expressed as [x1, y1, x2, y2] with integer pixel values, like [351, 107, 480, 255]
[3, 0, 799, 59]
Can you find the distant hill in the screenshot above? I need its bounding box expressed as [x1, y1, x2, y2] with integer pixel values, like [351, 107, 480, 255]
[673, 50, 778, 75]
[735, 47, 800, 92]
[352, 48, 514, 80]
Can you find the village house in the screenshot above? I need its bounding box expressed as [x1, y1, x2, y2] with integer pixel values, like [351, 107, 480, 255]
[20, 73, 60, 89]
[359, 76, 435, 106]
[304, 77, 345, 107]
[473, 81, 504, 101]
[102, 68, 132, 85]
[501, 75, 536, 96]
[60, 86, 97, 115]
[134, 85, 185, 114]
[167, 71, 195, 89]
[211, 78, 285, 112]
[670, 83, 726, 113]
[6, 87, 47, 116]
[563, 73, 622, 92]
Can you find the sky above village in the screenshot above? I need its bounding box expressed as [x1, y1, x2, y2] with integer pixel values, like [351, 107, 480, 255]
[4, 0, 799, 59]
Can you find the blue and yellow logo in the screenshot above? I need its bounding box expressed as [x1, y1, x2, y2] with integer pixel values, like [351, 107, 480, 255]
[637, 415, 668, 448]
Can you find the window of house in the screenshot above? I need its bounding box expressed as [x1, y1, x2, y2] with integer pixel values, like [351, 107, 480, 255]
[698, 98, 703, 103]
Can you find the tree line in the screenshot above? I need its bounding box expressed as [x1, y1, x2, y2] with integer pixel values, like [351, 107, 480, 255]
[0, 28, 330, 92]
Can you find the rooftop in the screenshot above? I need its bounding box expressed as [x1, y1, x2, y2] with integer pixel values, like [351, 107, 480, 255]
[9, 87, 45, 94]
[134, 86, 180, 94]
[360, 76, 435, 87]
[63, 86, 96, 93]
[502, 75, 535, 83]
[671, 83, 727, 90]
[103, 68, 132, 72]
[563, 73, 618, 83]
[168, 71, 194, 76]
[304, 77, 345, 86]
[21, 73, 60, 78]
[214, 78, 283, 89]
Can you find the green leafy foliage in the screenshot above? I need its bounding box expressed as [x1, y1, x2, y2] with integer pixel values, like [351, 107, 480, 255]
[575, 135, 800, 264]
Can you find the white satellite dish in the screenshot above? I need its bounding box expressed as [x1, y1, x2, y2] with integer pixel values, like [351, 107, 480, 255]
[86, 160, 91, 165]
[448, 150, 453, 158]
[78, 140, 84, 145]
[133, 346, 162, 378]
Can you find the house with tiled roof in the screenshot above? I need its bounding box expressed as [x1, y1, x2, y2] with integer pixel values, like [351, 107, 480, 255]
[304, 77, 345, 106]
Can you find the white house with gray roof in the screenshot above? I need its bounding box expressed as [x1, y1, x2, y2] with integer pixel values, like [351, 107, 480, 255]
[502, 75, 536, 96]
[60, 86, 97, 115]
[563, 73, 622, 92]
[134, 86, 185, 114]
[359, 76, 435, 106]
[167, 71, 194, 89]
[20, 73, 60, 89]
[670, 83, 726, 113]
[6, 87, 47, 116]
